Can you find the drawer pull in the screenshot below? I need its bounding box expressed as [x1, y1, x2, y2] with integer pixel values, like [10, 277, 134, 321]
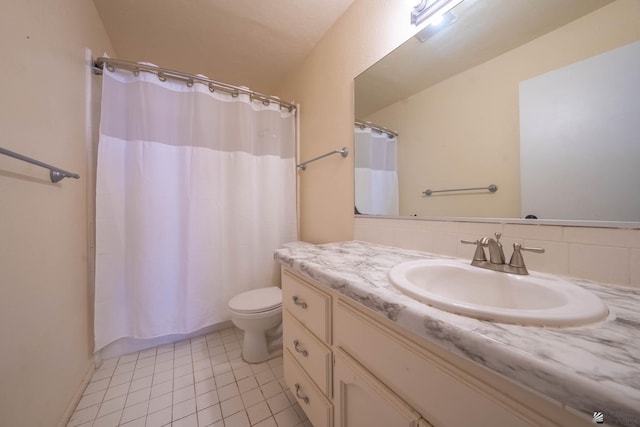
[292, 296, 308, 309]
[295, 383, 310, 404]
[293, 339, 309, 357]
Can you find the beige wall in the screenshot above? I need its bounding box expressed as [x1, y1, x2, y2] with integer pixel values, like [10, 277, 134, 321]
[0, 1, 113, 425]
[277, 0, 422, 243]
[366, 0, 640, 218]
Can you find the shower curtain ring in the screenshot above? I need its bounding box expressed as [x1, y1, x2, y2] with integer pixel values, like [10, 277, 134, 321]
[157, 72, 167, 82]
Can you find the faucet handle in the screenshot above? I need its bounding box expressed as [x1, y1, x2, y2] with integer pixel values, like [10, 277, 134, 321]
[521, 245, 545, 254]
[509, 243, 545, 269]
[461, 239, 487, 262]
[460, 239, 478, 245]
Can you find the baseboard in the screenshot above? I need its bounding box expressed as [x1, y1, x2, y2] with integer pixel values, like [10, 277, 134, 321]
[56, 360, 96, 427]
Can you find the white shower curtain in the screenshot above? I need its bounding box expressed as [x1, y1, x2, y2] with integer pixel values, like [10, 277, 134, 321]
[94, 66, 297, 351]
[354, 127, 399, 215]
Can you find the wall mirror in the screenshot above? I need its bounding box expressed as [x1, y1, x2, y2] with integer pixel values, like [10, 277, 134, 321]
[354, 0, 640, 226]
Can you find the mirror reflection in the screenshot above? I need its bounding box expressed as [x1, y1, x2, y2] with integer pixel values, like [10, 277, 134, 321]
[354, 0, 640, 224]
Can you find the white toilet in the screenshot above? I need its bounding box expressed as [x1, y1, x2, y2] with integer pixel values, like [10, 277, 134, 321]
[228, 241, 310, 363]
[228, 286, 283, 363]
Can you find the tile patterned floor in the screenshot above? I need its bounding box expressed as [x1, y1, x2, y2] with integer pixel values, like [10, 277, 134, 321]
[67, 327, 311, 427]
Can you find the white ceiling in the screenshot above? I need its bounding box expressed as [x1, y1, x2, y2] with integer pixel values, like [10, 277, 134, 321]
[93, 0, 356, 94]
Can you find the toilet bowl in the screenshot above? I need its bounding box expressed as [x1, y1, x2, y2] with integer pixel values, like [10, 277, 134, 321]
[228, 241, 310, 363]
[228, 286, 283, 363]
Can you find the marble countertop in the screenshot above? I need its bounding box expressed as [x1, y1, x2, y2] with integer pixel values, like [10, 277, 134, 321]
[275, 241, 640, 427]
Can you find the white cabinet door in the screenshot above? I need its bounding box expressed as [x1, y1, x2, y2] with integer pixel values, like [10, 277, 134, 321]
[334, 348, 423, 427]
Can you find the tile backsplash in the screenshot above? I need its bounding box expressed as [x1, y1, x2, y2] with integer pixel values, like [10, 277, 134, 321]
[354, 217, 640, 289]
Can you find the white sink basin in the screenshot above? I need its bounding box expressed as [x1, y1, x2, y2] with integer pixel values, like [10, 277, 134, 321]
[389, 259, 608, 326]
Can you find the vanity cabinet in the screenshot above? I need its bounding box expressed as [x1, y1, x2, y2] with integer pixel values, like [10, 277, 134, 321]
[335, 300, 535, 426]
[333, 347, 430, 427]
[282, 270, 334, 427]
[284, 350, 333, 427]
[282, 267, 593, 427]
[283, 268, 431, 427]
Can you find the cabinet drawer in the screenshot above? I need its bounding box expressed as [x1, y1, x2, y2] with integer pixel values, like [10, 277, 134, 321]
[284, 349, 333, 427]
[334, 300, 543, 427]
[283, 309, 332, 396]
[282, 269, 331, 343]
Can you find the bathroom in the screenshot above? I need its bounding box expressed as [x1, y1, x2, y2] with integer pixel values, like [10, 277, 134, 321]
[1, 0, 639, 426]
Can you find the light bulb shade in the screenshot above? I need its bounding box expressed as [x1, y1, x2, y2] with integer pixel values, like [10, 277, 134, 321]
[411, 0, 464, 26]
[414, 11, 458, 42]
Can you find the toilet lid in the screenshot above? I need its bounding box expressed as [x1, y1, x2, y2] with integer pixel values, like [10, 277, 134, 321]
[228, 287, 282, 314]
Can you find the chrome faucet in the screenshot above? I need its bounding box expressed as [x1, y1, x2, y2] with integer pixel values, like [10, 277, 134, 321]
[485, 233, 505, 264]
[461, 232, 544, 275]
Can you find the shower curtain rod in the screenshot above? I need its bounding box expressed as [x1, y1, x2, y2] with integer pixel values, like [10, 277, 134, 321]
[93, 57, 297, 112]
[355, 120, 398, 138]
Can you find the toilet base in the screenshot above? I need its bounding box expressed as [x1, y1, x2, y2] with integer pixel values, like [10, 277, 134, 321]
[242, 347, 283, 364]
[241, 328, 283, 363]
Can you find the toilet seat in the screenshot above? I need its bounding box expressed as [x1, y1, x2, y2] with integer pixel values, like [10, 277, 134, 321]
[228, 287, 282, 314]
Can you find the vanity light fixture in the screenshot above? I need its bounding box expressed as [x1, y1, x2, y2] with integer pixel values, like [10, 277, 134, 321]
[411, 0, 464, 27]
[414, 10, 458, 42]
